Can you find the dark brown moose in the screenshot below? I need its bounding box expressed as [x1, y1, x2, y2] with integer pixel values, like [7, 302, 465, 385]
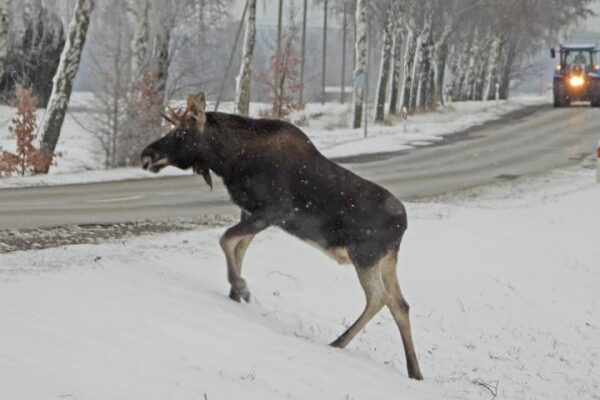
[141, 93, 423, 380]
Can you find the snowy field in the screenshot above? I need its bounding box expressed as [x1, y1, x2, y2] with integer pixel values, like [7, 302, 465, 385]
[1, 165, 598, 399]
[0, 93, 547, 189]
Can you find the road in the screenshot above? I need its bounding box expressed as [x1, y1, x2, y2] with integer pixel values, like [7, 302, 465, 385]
[0, 105, 598, 229]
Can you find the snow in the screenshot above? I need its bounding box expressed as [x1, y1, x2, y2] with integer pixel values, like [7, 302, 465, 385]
[0, 92, 548, 189]
[1, 165, 598, 399]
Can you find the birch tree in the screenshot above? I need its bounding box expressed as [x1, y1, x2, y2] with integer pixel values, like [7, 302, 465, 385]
[417, 2, 434, 110]
[0, 0, 9, 86]
[234, 0, 256, 116]
[352, 0, 367, 128]
[374, 3, 394, 122]
[39, 0, 94, 171]
[388, 22, 403, 115]
[129, 0, 150, 83]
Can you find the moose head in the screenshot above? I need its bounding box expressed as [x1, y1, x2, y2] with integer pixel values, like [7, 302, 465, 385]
[141, 93, 213, 187]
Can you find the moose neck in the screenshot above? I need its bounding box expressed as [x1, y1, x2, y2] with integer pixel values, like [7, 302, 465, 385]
[200, 112, 244, 178]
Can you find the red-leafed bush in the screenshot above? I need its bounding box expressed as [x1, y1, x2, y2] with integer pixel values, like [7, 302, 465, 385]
[0, 85, 53, 177]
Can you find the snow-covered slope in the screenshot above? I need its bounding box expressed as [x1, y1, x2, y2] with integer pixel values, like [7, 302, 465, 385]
[1, 167, 598, 399]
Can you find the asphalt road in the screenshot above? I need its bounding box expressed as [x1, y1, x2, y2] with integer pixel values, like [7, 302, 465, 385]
[1, 104, 598, 229]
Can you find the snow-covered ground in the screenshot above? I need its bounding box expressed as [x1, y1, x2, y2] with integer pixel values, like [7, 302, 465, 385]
[1, 165, 598, 399]
[0, 93, 547, 189]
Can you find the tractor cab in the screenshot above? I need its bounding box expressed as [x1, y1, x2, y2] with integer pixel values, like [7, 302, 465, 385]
[551, 44, 600, 107]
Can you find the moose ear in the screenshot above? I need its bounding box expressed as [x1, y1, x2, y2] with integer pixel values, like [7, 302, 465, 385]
[187, 92, 206, 127]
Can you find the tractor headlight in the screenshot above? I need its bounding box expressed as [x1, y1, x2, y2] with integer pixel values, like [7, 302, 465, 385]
[569, 75, 585, 87]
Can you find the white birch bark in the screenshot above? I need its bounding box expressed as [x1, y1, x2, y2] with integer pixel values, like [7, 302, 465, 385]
[456, 27, 476, 100]
[154, 29, 170, 98]
[409, 32, 422, 110]
[130, 0, 150, 80]
[374, 8, 394, 122]
[388, 24, 403, 115]
[483, 35, 503, 101]
[0, 0, 10, 83]
[39, 0, 95, 171]
[417, 4, 433, 110]
[234, 0, 256, 116]
[463, 32, 478, 100]
[400, 28, 414, 110]
[352, 0, 367, 128]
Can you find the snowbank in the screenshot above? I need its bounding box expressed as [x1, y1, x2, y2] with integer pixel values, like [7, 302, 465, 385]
[1, 166, 598, 399]
[0, 93, 548, 189]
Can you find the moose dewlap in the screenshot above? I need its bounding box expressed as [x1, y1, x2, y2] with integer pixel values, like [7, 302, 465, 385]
[141, 93, 423, 380]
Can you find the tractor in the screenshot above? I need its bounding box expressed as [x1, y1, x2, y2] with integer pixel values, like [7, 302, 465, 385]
[551, 44, 600, 107]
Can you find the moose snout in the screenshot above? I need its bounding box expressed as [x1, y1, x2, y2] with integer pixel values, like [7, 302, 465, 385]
[141, 149, 154, 171]
[141, 147, 170, 173]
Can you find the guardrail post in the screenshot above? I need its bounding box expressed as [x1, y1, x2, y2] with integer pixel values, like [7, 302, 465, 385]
[402, 106, 408, 133]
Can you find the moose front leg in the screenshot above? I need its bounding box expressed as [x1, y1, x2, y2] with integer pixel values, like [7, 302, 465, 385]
[219, 211, 269, 303]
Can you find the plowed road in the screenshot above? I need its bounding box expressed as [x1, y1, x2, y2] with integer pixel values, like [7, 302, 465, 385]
[1, 105, 598, 229]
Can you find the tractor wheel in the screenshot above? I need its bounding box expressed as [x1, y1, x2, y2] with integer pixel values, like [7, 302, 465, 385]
[591, 81, 600, 107]
[553, 97, 563, 107]
[553, 83, 568, 107]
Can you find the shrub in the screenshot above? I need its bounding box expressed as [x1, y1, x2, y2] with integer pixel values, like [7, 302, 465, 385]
[0, 85, 53, 177]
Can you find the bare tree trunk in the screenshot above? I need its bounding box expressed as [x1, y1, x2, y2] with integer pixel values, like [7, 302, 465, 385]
[39, 0, 95, 172]
[435, 40, 448, 106]
[417, 5, 433, 110]
[214, 0, 248, 111]
[448, 44, 461, 99]
[130, 0, 150, 81]
[483, 34, 504, 100]
[352, 0, 367, 128]
[473, 36, 491, 101]
[155, 29, 170, 99]
[401, 29, 415, 110]
[321, 0, 328, 105]
[234, 0, 257, 116]
[340, 1, 347, 104]
[389, 25, 403, 115]
[455, 27, 475, 100]
[0, 0, 10, 85]
[299, 0, 307, 104]
[464, 32, 478, 100]
[374, 9, 393, 122]
[409, 32, 423, 110]
[499, 35, 517, 100]
[276, 0, 283, 102]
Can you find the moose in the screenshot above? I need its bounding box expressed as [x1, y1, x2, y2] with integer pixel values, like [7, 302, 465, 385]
[141, 93, 423, 380]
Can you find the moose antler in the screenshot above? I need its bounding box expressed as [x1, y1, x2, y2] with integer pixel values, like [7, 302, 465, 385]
[158, 104, 191, 127]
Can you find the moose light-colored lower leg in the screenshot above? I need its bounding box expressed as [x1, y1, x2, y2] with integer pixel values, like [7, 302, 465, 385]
[330, 262, 388, 348]
[227, 235, 255, 301]
[381, 250, 423, 380]
[219, 212, 268, 302]
[220, 233, 251, 302]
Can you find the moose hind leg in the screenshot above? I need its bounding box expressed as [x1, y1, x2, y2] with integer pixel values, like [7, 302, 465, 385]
[219, 212, 268, 303]
[381, 249, 423, 380]
[330, 258, 388, 349]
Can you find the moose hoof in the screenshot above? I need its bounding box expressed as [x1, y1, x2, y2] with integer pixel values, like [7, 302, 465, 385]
[229, 287, 251, 303]
[407, 365, 424, 380]
[329, 338, 347, 349]
[409, 371, 424, 381]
